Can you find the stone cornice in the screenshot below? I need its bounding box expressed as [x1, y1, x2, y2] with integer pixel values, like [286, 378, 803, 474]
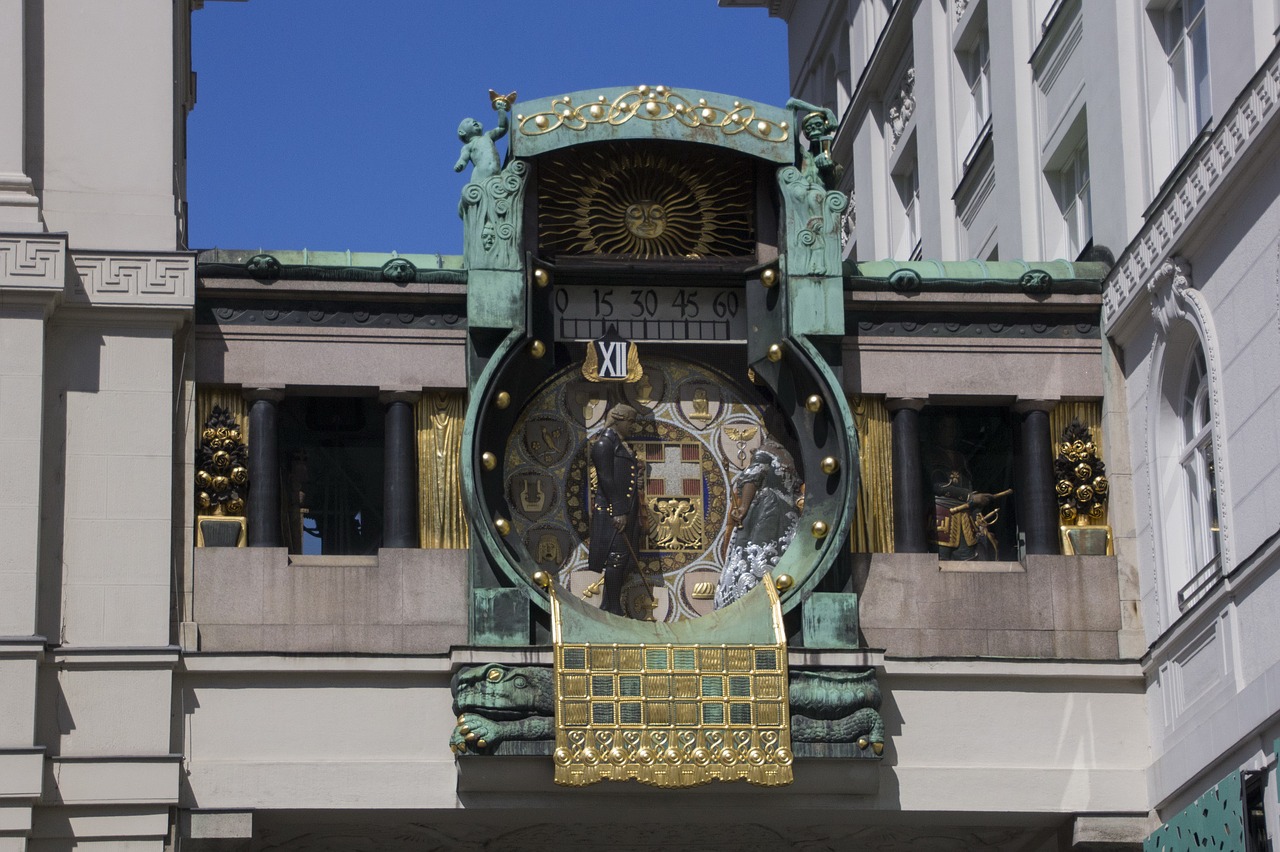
[0, 233, 67, 295]
[1102, 43, 1280, 334]
[1, 239, 197, 315]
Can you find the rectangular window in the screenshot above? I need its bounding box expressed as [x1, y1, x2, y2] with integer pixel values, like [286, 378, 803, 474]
[919, 407, 1019, 562]
[1058, 142, 1091, 259]
[894, 164, 921, 259]
[963, 34, 991, 149]
[1168, 0, 1210, 152]
[1243, 770, 1273, 852]
[279, 396, 385, 556]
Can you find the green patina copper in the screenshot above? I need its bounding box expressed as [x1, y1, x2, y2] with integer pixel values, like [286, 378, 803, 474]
[788, 669, 883, 749]
[470, 587, 530, 647]
[450, 663, 555, 755]
[776, 99, 847, 338]
[464, 267, 524, 332]
[460, 329, 527, 643]
[455, 93, 528, 332]
[802, 592, 860, 649]
[846, 259, 1109, 294]
[196, 248, 466, 284]
[1144, 771, 1245, 852]
[459, 156, 527, 273]
[199, 248, 465, 269]
[785, 97, 843, 190]
[510, 85, 794, 163]
[556, 566, 781, 646]
[750, 336, 859, 610]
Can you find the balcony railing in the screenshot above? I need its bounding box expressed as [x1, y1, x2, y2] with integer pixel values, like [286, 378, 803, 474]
[1177, 554, 1223, 612]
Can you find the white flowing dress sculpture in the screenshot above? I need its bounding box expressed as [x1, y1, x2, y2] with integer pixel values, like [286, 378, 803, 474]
[714, 448, 801, 609]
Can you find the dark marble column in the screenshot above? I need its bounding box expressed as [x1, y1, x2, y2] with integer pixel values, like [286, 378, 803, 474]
[887, 398, 927, 553]
[1016, 400, 1059, 555]
[246, 390, 283, 547]
[381, 392, 420, 548]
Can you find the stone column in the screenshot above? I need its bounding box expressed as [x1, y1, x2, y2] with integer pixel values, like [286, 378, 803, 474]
[1016, 400, 1058, 555]
[381, 392, 419, 549]
[246, 390, 283, 547]
[887, 398, 928, 553]
[0, 0, 39, 228]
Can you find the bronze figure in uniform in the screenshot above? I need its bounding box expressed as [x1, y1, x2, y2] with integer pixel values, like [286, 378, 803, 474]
[587, 404, 644, 617]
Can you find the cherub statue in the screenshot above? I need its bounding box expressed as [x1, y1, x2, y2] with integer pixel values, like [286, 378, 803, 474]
[889, 106, 905, 146]
[900, 69, 916, 123]
[454, 89, 517, 185]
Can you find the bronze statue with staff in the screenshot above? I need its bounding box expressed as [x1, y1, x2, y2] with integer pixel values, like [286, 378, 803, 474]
[585, 404, 647, 616]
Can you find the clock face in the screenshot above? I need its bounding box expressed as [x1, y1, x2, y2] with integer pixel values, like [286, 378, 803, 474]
[501, 355, 797, 622]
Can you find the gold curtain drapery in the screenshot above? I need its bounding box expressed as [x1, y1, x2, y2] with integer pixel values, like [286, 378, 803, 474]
[849, 395, 894, 553]
[1050, 400, 1103, 461]
[417, 390, 469, 549]
[196, 386, 248, 445]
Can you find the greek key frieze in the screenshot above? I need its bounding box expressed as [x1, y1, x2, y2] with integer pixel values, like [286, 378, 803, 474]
[70, 252, 195, 307]
[0, 235, 66, 291]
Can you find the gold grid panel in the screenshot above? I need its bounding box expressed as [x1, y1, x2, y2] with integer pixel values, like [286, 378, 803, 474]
[558, 644, 786, 728]
[553, 643, 793, 788]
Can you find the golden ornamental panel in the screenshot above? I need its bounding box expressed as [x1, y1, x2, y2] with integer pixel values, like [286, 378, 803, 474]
[552, 641, 793, 788]
[537, 141, 755, 258]
[518, 85, 789, 144]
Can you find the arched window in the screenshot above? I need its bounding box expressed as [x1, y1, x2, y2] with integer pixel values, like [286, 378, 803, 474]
[1148, 259, 1228, 623]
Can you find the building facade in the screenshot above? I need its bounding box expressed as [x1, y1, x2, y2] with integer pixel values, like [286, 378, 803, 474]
[721, 0, 1280, 847]
[1, 1, 197, 849]
[0, 1, 1274, 851]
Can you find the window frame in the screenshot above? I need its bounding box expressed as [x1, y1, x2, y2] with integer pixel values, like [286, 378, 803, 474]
[1165, 0, 1211, 154]
[1174, 349, 1221, 609]
[1151, 317, 1227, 626]
[964, 34, 991, 147]
[1058, 140, 1092, 260]
[893, 161, 921, 260]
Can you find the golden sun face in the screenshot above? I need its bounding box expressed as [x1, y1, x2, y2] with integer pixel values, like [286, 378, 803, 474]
[537, 141, 755, 258]
[624, 201, 667, 239]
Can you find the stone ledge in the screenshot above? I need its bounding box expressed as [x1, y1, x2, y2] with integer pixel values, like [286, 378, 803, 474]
[44, 756, 180, 806]
[939, 560, 1024, 573]
[0, 749, 44, 799]
[855, 552, 1125, 659]
[455, 754, 881, 798]
[193, 547, 468, 654]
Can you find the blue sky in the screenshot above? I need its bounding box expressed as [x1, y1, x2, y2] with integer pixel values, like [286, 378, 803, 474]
[187, 1, 789, 256]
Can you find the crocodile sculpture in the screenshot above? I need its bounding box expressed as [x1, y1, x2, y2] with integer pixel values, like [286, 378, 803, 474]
[449, 663, 884, 755]
[450, 663, 555, 754]
[789, 668, 885, 754]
